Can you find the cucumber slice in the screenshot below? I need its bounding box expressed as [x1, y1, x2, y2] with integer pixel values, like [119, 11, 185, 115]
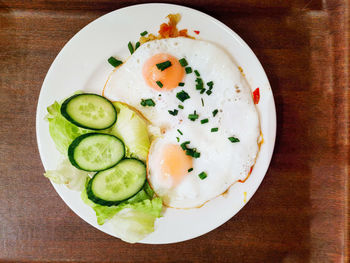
[61, 94, 117, 130]
[68, 133, 125, 171]
[87, 159, 147, 206]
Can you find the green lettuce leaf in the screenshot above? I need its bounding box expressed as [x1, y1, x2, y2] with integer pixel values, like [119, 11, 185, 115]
[46, 101, 90, 155]
[109, 197, 163, 243]
[44, 158, 93, 191]
[81, 181, 159, 225]
[111, 102, 150, 162]
[81, 180, 162, 243]
[81, 184, 123, 224]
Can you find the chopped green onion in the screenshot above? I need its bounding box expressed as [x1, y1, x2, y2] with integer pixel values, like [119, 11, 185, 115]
[180, 141, 190, 150]
[176, 137, 180, 142]
[177, 129, 183, 135]
[212, 109, 218, 117]
[188, 168, 193, 172]
[193, 151, 200, 158]
[178, 82, 185, 86]
[200, 89, 206, 94]
[128, 42, 134, 54]
[194, 70, 200, 76]
[168, 109, 178, 116]
[196, 80, 203, 90]
[156, 60, 172, 71]
[185, 149, 193, 156]
[207, 81, 214, 87]
[179, 58, 188, 67]
[178, 105, 184, 109]
[196, 84, 203, 90]
[206, 90, 212, 95]
[185, 149, 200, 158]
[198, 172, 207, 180]
[211, 127, 219, 132]
[200, 118, 209, 124]
[201, 98, 204, 107]
[196, 81, 203, 91]
[140, 98, 156, 107]
[185, 67, 192, 74]
[196, 79, 203, 90]
[187, 151, 199, 158]
[156, 81, 163, 88]
[135, 41, 140, 50]
[176, 90, 190, 102]
[196, 78, 203, 84]
[228, 137, 240, 143]
[181, 142, 201, 159]
[140, 31, 148, 36]
[107, 57, 123, 67]
[188, 111, 199, 121]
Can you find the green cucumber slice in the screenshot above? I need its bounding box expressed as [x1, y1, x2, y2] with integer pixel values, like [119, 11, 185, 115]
[61, 94, 117, 130]
[87, 159, 147, 206]
[68, 133, 124, 171]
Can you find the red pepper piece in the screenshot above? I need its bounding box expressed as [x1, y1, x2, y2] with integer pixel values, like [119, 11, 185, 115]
[253, 88, 260, 104]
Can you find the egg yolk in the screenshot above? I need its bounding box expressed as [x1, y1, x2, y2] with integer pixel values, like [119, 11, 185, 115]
[161, 144, 193, 186]
[143, 53, 184, 91]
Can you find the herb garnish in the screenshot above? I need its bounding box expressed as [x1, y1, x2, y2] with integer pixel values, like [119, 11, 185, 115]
[156, 60, 172, 71]
[140, 31, 148, 36]
[176, 90, 190, 102]
[179, 58, 188, 67]
[200, 118, 209, 124]
[140, 99, 155, 107]
[107, 57, 123, 67]
[128, 42, 134, 54]
[228, 137, 240, 143]
[188, 111, 199, 121]
[168, 109, 178, 116]
[198, 172, 207, 180]
[156, 81, 163, 88]
[185, 67, 192, 74]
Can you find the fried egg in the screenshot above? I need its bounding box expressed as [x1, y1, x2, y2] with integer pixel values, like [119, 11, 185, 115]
[104, 37, 260, 208]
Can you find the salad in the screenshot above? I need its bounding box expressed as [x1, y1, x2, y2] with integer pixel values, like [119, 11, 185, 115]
[44, 93, 162, 243]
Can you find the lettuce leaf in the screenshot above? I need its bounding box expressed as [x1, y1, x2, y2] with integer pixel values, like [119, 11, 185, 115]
[46, 101, 90, 155]
[111, 102, 150, 162]
[81, 180, 162, 243]
[81, 181, 159, 225]
[81, 184, 123, 224]
[109, 197, 162, 243]
[44, 158, 92, 191]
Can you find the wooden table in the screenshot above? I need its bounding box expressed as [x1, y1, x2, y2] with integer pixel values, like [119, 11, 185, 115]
[0, 1, 348, 262]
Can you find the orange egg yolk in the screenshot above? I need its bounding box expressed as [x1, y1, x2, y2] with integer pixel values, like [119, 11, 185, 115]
[161, 144, 193, 186]
[143, 53, 185, 91]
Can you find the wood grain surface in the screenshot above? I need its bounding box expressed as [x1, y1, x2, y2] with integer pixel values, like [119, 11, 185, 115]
[0, 0, 349, 262]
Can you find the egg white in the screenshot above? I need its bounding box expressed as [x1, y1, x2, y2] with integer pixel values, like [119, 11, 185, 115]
[104, 37, 260, 208]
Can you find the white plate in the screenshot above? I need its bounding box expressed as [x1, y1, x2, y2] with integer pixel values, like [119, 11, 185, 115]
[36, 3, 276, 244]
